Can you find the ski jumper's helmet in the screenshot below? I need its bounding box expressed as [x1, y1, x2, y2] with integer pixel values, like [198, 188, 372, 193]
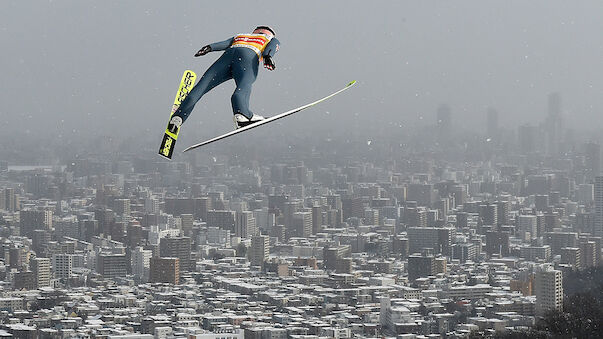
[255, 26, 275, 36]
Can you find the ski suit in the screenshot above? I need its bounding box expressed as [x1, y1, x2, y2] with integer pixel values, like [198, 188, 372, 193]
[175, 33, 280, 122]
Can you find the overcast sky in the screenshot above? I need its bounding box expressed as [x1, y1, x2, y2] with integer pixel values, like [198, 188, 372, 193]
[2, 1, 603, 144]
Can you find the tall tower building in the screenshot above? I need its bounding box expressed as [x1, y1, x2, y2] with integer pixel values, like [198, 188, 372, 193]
[595, 176, 603, 238]
[250, 235, 270, 267]
[311, 205, 323, 235]
[518, 215, 538, 240]
[496, 200, 511, 226]
[0, 188, 5, 212]
[3, 188, 18, 212]
[236, 211, 257, 239]
[52, 254, 73, 279]
[292, 211, 312, 238]
[180, 214, 194, 237]
[131, 246, 152, 282]
[30, 257, 51, 288]
[535, 265, 563, 316]
[160, 236, 192, 271]
[546, 92, 563, 156]
[585, 142, 601, 180]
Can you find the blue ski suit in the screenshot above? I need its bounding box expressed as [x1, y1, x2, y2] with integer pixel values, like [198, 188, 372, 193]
[175, 33, 280, 122]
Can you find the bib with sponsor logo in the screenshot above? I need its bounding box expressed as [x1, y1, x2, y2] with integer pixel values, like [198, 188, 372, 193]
[230, 33, 272, 57]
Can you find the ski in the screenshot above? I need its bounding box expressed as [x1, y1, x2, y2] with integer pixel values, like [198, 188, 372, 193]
[158, 70, 197, 159]
[182, 80, 356, 153]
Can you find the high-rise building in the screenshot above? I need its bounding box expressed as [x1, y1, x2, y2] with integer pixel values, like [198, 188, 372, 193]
[144, 197, 160, 214]
[19, 209, 53, 239]
[97, 253, 127, 279]
[496, 200, 511, 226]
[545, 232, 578, 255]
[292, 211, 312, 238]
[595, 176, 603, 238]
[311, 205, 323, 235]
[31, 230, 51, 256]
[253, 208, 275, 233]
[405, 207, 425, 228]
[81, 219, 99, 242]
[150, 257, 180, 284]
[407, 227, 453, 255]
[114, 198, 131, 217]
[363, 208, 379, 225]
[560, 247, 581, 270]
[250, 235, 270, 267]
[535, 265, 563, 316]
[94, 209, 115, 237]
[578, 236, 600, 268]
[451, 242, 477, 263]
[283, 200, 302, 230]
[3, 188, 18, 212]
[193, 197, 212, 221]
[206, 210, 235, 232]
[52, 254, 73, 279]
[585, 142, 601, 180]
[160, 236, 192, 271]
[392, 236, 409, 259]
[131, 247, 152, 282]
[31, 257, 51, 288]
[236, 211, 257, 239]
[180, 214, 194, 237]
[478, 204, 498, 226]
[545, 92, 563, 156]
[408, 249, 436, 281]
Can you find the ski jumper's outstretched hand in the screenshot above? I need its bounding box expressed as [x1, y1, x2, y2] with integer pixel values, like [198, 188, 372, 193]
[194, 45, 212, 57]
[263, 56, 275, 70]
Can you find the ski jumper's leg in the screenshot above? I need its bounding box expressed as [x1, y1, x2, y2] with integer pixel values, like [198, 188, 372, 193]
[175, 51, 233, 123]
[231, 51, 259, 119]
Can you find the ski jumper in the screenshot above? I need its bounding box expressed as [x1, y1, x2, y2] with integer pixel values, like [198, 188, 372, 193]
[175, 33, 280, 122]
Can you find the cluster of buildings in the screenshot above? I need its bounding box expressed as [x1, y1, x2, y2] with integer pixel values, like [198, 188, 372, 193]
[0, 94, 600, 338]
[0, 143, 601, 339]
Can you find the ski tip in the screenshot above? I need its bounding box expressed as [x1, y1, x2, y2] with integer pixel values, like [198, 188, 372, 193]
[347, 80, 357, 87]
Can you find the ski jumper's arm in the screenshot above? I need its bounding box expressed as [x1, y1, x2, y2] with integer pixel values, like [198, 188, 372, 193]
[262, 38, 280, 58]
[209, 37, 235, 52]
[262, 38, 280, 70]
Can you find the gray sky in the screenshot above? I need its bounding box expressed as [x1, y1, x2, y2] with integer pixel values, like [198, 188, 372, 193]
[2, 0, 603, 144]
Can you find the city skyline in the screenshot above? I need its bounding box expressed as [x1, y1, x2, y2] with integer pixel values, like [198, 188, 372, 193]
[2, 1, 603, 338]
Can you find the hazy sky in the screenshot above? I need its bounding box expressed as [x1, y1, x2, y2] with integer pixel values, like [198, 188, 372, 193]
[2, 1, 603, 144]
